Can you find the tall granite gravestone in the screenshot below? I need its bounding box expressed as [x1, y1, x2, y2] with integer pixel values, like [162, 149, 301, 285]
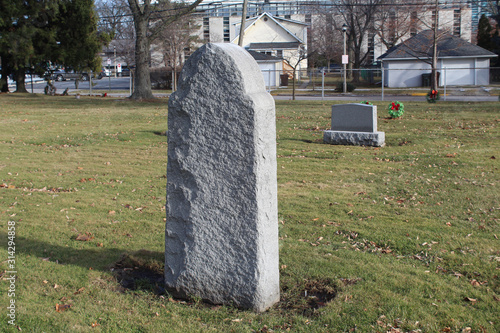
[165, 43, 279, 312]
[323, 103, 385, 147]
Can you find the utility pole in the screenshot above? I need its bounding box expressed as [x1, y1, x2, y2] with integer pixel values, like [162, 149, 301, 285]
[342, 23, 348, 93]
[431, 0, 439, 91]
[238, 0, 248, 46]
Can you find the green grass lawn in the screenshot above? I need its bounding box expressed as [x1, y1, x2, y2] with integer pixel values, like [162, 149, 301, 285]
[0, 94, 498, 332]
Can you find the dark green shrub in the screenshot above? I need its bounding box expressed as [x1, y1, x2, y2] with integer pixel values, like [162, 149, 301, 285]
[335, 82, 356, 92]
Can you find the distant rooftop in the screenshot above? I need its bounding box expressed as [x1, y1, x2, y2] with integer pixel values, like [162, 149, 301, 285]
[248, 42, 301, 50]
[379, 30, 497, 60]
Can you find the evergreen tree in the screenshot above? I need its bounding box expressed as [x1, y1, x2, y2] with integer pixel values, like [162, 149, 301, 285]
[0, 0, 109, 93]
[477, 14, 495, 51]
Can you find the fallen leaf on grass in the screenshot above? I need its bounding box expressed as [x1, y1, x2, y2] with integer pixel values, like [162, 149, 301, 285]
[74, 287, 85, 295]
[55, 303, 71, 312]
[470, 279, 481, 287]
[91, 321, 99, 328]
[231, 319, 243, 322]
[464, 297, 477, 304]
[75, 233, 94, 242]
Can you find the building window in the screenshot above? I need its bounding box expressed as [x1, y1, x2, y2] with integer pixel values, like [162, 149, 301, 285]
[432, 10, 439, 30]
[410, 11, 418, 36]
[367, 32, 375, 65]
[389, 11, 396, 45]
[305, 13, 312, 24]
[453, 8, 461, 36]
[223, 16, 230, 42]
[203, 17, 210, 42]
[277, 50, 283, 58]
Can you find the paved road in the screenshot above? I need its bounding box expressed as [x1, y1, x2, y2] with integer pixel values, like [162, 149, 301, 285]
[19, 76, 133, 94]
[273, 94, 499, 102]
[12, 77, 499, 102]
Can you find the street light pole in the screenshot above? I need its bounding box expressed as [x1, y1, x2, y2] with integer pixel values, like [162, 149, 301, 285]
[114, 46, 117, 78]
[342, 24, 348, 94]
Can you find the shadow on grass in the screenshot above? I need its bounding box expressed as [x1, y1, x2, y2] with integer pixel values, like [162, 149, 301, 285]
[0, 232, 165, 294]
[138, 130, 167, 136]
[1, 233, 339, 312]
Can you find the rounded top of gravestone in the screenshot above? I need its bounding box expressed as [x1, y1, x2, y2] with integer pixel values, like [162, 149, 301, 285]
[171, 43, 268, 103]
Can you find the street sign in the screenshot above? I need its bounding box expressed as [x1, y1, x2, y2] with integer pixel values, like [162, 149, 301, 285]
[117, 63, 122, 73]
[342, 55, 349, 65]
[107, 58, 111, 66]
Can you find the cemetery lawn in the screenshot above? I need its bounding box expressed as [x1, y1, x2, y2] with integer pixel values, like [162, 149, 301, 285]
[0, 94, 498, 332]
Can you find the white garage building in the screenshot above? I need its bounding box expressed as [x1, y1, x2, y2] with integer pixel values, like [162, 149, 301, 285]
[378, 30, 497, 88]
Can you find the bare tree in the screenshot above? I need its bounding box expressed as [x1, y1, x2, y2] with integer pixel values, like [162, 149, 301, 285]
[375, 1, 422, 49]
[416, 0, 453, 91]
[156, 14, 200, 91]
[309, 11, 342, 68]
[96, 0, 135, 74]
[282, 45, 308, 100]
[333, 0, 383, 82]
[484, 0, 500, 25]
[127, 0, 203, 100]
[95, 0, 131, 39]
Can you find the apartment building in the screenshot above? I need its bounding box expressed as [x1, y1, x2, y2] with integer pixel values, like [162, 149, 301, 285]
[191, 0, 477, 67]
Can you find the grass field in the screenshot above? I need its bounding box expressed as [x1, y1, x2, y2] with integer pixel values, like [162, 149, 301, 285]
[0, 94, 498, 332]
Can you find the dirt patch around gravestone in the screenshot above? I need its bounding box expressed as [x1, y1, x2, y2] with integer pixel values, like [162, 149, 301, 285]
[277, 278, 338, 317]
[110, 250, 165, 295]
[111, 250, 339, 316]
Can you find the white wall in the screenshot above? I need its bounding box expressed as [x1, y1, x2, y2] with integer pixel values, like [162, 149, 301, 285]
[384, 57, 492, 87]
[259, 62, 279, 88]
[384, 60, 430, 88]
[475, 58, 491, 85]
[441, 58, 475, 85]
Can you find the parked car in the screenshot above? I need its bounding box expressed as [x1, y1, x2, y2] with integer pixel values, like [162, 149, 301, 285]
[119, 67, 131, 77]
[50, 69, 106, 81]
[317, 64, 342, 73]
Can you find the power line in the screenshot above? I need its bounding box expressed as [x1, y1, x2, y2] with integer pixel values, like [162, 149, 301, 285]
[97, 0, 491, 22]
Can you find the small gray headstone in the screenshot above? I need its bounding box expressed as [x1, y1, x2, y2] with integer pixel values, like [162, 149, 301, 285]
[165, 43, 279, 312]
[324, 103, 385, 147]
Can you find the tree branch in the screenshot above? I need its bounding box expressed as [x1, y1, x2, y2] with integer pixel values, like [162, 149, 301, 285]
[148, 0, 204, 42]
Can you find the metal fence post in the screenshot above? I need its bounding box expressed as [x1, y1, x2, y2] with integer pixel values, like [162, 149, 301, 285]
[321, 70, 325, 100]
[443, 67, 447, 101]
[381, 61, 384, 101]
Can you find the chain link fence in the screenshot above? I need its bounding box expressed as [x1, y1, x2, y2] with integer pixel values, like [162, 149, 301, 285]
[259, 66, 500, 100]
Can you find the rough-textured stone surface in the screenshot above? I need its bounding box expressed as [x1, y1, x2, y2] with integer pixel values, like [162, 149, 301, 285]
[165, 43, 279, 312]
[331, 103, 378, 132]
[323, 130, 385, 147]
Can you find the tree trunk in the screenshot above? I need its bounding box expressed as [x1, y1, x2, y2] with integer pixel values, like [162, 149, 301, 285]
[130, 8, 154, 100]
[14, 68, 28, 93]
[292, 68, 296, 100]
[0, 55, 9, 92]
[0, 70, 8, 93]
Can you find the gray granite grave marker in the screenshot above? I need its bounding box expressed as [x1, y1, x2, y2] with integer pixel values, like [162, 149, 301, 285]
[323, 103, 385, 147]
[165, 43, 279, 312]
